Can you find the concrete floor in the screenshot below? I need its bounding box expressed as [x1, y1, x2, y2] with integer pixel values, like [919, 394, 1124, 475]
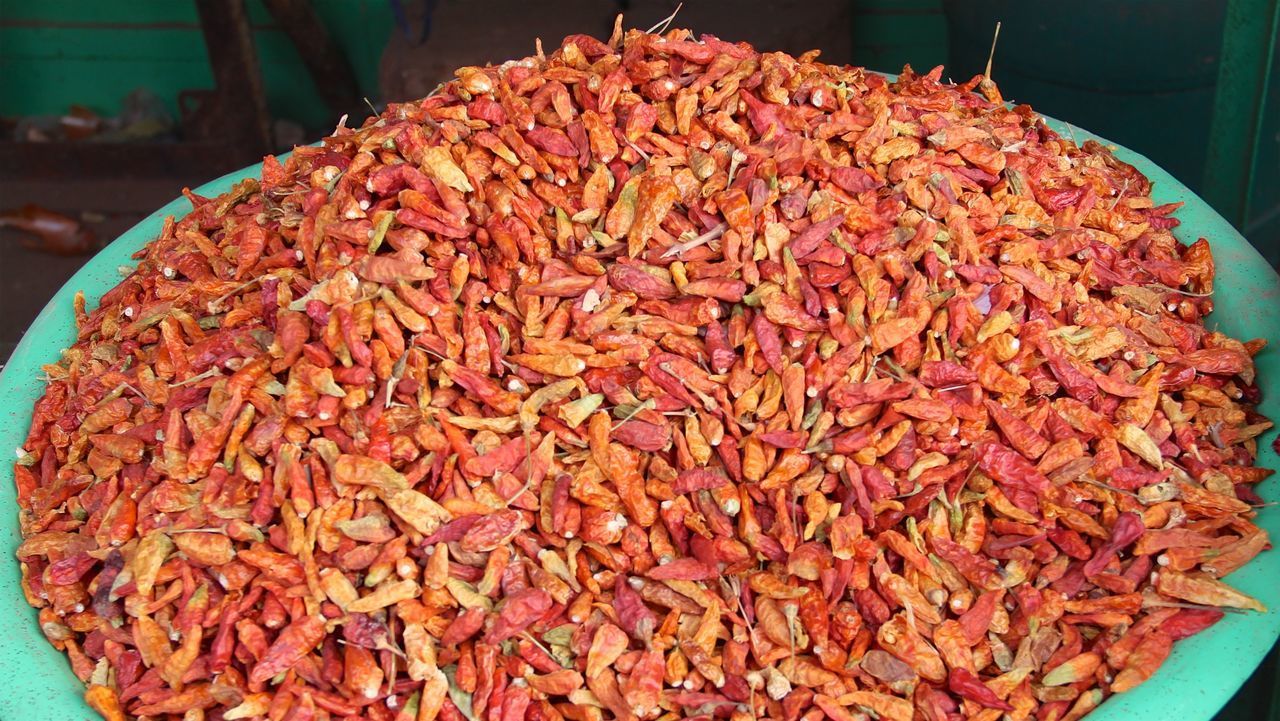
[0, 176, 193, 362]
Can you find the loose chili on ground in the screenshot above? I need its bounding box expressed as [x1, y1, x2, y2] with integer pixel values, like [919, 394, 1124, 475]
[13, 19, 1274, 721]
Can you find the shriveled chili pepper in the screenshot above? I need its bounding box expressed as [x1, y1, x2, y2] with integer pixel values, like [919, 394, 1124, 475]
[11, 20, 1274, 721]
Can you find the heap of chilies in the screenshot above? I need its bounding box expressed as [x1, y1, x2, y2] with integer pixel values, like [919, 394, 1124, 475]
[13, 21, 1275, 721]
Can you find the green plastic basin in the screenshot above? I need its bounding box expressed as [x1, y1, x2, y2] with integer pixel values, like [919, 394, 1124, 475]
[1, 117, 1278, 720]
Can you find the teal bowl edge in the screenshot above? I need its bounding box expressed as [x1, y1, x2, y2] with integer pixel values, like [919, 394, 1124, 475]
[1, 115, 1277, 721]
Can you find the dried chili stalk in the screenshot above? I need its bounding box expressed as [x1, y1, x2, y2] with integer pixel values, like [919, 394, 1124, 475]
[13, 18, 1274, 721]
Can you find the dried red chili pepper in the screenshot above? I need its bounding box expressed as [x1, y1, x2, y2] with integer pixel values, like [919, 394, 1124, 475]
[12, 19, 1274, 721]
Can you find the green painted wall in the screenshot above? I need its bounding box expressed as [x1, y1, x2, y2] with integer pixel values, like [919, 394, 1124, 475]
[849, 0, 949, 74]
[0, 0, 392, 129]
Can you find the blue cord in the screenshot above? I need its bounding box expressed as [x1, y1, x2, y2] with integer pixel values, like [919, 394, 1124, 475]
[388, 0, 437, 43]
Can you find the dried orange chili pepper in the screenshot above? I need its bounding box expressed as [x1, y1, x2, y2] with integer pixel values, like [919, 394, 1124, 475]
[12, 19, 1275, 721]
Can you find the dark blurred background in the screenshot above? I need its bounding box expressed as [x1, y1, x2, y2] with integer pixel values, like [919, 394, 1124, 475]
[0, 0, 1278, 717]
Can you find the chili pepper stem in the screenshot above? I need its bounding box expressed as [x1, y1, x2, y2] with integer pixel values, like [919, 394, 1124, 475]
[984, 21, 1002, 79]
[645, 2, 684, 34]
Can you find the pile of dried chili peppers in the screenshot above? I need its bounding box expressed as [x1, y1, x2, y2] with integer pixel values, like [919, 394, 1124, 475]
[13, 19, 1275, 721]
